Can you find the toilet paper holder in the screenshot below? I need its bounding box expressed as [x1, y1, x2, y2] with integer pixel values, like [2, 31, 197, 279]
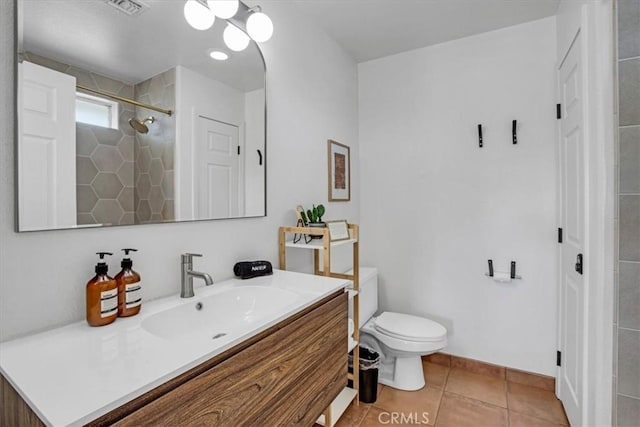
[485, 259, 522, 280]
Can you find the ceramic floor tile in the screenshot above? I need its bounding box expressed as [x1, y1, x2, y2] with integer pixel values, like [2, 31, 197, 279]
[361, 406, 432, 426]
[334, 400, 371, 427]
[509, 411, 569, 427]
[444, 368, 507, 408]
[423, 361, 450, 389]
[435, 392, 508, 427]
[506, 368, 555, 392]
[374, 385, 442, 426]
[507, 382, 569, 425]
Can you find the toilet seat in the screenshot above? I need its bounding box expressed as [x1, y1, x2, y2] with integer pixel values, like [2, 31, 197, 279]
[374, 312, 447, 342]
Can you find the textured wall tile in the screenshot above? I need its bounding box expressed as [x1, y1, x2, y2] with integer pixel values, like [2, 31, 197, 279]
[148, 186, 164, 213]
[136, 173, 151, 199]
[76, 213, 96, 225]
[92, 144, 123, 173]
[618, 328, 640, 398]
[617, 395, 640, 427]
[620, 262, 640, 330]
[92, 173, 123, 199]
[620, 126, 640, 193]
[619, 59, 640, 126]
[92, 199, 124, 226]
[76, 124, 99, 156]
[137, 199, 151, 222]
[76, 185, 98, 214]
[618, 0, 640, 60]
[116, 161, 134, 188]
[76, 156, 98, 185]
[117, 187, 134, 213]
[91, 125, 124, 146]
[620, 195, 640, 261]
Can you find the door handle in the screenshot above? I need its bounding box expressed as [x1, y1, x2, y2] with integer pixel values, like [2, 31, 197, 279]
[575, 253, 583, 275]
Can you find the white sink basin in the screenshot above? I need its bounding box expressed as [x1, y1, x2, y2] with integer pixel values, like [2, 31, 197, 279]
[141, 286, 301, 341]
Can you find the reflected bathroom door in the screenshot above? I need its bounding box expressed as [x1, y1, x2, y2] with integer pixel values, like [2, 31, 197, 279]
[196, 116, 240, 219]
[18, 61, 77, 231]
[557, 31, 585, 427]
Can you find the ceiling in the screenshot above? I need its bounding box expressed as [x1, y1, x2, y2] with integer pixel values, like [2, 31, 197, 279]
[20, 0, 265, 91]
[289, 0, 560, 62]
[19, 0, 561, 86]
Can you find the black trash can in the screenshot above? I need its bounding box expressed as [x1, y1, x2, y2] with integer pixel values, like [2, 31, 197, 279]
[349, 346, 380, 403]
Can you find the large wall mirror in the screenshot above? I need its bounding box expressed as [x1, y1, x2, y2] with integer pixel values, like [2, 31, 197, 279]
[16, 0, 266, 232]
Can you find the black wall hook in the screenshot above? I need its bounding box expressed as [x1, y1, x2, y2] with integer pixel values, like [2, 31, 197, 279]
[478, 124, 483, 148]
[510, 261, 517, 279]
[488, 259, 494, 277]
[257, 149, 263, 165]
[512, 120, 517, 144]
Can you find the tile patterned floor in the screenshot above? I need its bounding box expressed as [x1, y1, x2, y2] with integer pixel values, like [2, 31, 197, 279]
[332, 357, 569, 427]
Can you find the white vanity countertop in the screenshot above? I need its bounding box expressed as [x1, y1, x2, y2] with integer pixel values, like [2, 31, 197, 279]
[0, 270, 349, 427]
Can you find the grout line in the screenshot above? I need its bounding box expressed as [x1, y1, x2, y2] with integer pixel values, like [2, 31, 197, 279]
[619, 124, 640, 129]
[619, 260, 640, 265]
[619, 55, 640, 62]
[617, 392, 640, 400]
[618, 326, 640, 332]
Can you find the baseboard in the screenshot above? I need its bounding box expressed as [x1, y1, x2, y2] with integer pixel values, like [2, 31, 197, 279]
[422, 352, 555, 392]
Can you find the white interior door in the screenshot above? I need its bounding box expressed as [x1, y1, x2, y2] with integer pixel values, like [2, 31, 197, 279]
[18, 61, 76, 231]
[557, 32, 585, 427]
[196, 116, 240, 219]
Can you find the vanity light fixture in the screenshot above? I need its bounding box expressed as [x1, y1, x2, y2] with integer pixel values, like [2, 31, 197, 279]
[246, 6, 273, 42]
[184, 0, 273, 48]
[209, 50, 229, 60]
[223, 23, 250, 51]
[208, 0, 239, 19]
[184, 0, 215, 30]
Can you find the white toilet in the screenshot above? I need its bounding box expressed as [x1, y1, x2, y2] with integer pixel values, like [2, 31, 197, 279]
[349, 267, 448, 391]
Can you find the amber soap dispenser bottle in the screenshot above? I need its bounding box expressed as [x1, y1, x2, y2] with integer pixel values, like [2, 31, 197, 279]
[115, 248, 142, 317]
[86, 252, 118, 326]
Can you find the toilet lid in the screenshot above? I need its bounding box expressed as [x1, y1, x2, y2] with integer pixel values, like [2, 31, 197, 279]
[374, 312, 447, 342]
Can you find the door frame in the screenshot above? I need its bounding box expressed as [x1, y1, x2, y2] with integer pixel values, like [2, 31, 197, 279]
[555, 1, 615, 425]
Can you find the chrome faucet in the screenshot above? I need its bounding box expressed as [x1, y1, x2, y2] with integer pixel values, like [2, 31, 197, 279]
[181, 253, 214, 298]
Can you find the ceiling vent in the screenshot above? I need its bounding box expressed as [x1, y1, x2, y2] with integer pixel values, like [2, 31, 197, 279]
[104, 0, 148, 16]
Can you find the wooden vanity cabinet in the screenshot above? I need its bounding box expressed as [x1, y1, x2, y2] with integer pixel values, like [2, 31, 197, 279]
[2, 291, 348, 427]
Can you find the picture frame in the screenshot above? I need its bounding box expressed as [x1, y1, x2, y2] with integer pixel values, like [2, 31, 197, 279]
[326, 220, 350, 242]
[328, 140, 351, 202]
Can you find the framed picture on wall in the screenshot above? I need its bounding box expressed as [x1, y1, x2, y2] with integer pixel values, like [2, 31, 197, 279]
[327, 140, 351, 201]
[326, 220, 350, 241]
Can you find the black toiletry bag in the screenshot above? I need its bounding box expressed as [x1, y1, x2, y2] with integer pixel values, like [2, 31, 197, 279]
[233, 261, 273, 279]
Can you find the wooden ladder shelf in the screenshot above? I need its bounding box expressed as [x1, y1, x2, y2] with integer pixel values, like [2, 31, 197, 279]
[278, 224, 360, 427]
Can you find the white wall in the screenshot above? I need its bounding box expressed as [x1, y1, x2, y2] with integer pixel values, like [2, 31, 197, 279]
[244, 88, 266, 217]
[0, 2, 359, 341]
[359, 17, 558, 375]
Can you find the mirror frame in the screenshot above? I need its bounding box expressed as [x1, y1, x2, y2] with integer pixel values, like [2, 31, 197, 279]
[14, 0, 267, 232]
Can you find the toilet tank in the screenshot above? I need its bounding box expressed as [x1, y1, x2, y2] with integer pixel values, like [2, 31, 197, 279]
[346, 267, 378, 328]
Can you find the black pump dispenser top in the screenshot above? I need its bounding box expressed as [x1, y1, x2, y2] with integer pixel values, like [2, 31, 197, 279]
[95, 252, 113, 275]
[121, 248, 137, 269]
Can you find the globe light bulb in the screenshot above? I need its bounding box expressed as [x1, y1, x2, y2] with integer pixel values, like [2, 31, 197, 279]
[207, 0, 239, 19]
[246, 11, 273, 42]
[184, 0, 215, 31]
[223, 23, 250, 52]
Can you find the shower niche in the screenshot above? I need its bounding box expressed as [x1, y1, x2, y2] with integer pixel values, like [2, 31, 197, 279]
[15, 0, 266, 231]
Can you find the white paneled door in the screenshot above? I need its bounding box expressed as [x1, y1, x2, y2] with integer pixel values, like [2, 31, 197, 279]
[557, 32, 585, 427]
[196, 116, 240, 219]
[18, 61, 77, 231]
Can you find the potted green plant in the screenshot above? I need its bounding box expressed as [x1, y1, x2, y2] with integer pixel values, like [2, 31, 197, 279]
[300, 204, 325, 238]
